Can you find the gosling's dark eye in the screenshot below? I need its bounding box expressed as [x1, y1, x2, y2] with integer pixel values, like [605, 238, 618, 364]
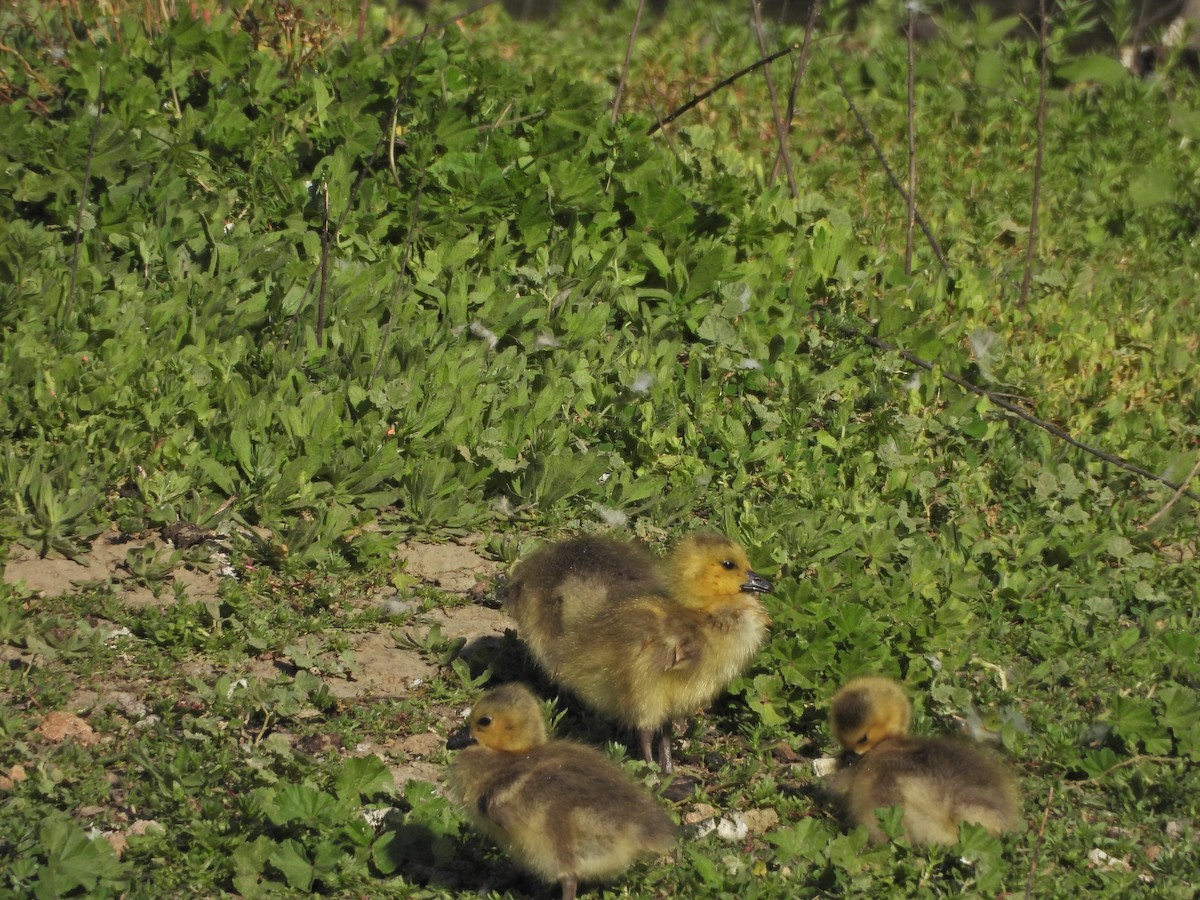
[721, 559, 736, 570]
[856, 734, 868, 745]
[477, 716, 492, 727]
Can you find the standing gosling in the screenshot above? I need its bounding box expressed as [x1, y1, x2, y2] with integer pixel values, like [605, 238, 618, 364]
[826, 676, 1022, 845]
[505, 533, 665, 668]
[505, 532, 772, 773]
[445, 683, 676, 900]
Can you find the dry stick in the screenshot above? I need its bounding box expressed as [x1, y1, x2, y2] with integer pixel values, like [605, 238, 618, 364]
[316, 182, 331, 348]
[612, 0, 647, 126]
[648, 43, 799, 136]
[833, 65, 951, 274]
[772, 0, 822, 184]
[357, 0, 368, 42]
[1022, 785, 1055, 900]
[63, 65, 104, 331]
[393, 0, 499, 48]
[839, 322, 1200, 503]
[1142, 453, 1200, 528]
[370, 169, 427, 389]
[750, 1, 798, 198]
[1019, 0, 1049, 308]
[905, 3, 917, 276]
[641, 88, 680, 160]
[289, 30, 428, 350]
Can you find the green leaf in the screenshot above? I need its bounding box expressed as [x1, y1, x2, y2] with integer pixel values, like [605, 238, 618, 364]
[1105, 535, 1134, 559]
[262, 783, 345, 825]
[1129, 169, 1176, 209]
[1167, 102, 1200, 140]
[334, 755, 395, 800]
[974, 50, 1005, 89]
[268, 839, 315, 891]
[764, 818, 827, 862]
[33, 818, 123, 898]
[1056, 56, 1130, 88]
[641, 241, 671, 279]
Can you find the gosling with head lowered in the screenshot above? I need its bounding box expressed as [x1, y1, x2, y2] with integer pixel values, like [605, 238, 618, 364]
[826, 675, 1022, 846]
[445, 682, 676, 900]
[505, 531, 773, 773]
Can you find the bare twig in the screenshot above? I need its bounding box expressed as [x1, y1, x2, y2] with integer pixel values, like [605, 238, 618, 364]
[837, 322, 1200, 503]
[612, 0, 647, 126]
[393, 0, 499, 48]
[316, 181, 330, 348]
[370, 169, 427, 389]
[1142, 453, 1200, 528]
[1019, 0, 1050, 307]
[905, 3, 917, 275]
[832, 65, 951, 273]
[772, 0, 821, 183]
[750, 1, 798, 198]
[648, 43, 799, 136]
[64, 66, 104, 331]
[1023, 785, 1054, 900]
[290, 29, 427, 350]
[1078, 754, 1190, 783]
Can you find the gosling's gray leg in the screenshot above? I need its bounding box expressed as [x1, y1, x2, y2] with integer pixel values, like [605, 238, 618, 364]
[637, 728, 655, 766]
[658, 723, 674, 775]
[560, 874, 578, 900]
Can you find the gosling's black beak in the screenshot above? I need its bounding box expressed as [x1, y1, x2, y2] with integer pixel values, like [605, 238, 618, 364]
[446, 725, 477, 750]
[741, 570, 772, 594]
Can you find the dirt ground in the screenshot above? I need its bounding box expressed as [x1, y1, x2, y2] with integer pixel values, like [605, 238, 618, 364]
[2, 530, 512, 788]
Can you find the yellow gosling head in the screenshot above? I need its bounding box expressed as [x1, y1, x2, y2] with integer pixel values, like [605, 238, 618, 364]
[669, 532, 772, 609]
[831, 676, 913, 754]
[446, 683, 549, 753]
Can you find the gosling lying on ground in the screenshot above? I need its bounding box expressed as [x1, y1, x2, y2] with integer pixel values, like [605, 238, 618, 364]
[505, 531, 772, 773]
[826, 676, 1022, 845]
[445, 682, 676, 900]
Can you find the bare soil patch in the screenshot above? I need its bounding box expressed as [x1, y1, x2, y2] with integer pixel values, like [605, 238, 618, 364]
[2, 530, 224, 608]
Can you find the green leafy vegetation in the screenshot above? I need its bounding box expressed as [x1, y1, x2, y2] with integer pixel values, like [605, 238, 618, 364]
[1, 0, 1198, 896]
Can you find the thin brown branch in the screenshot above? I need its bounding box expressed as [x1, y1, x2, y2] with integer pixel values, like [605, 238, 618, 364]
[832, 64, 951, 273]
[750, 1, 798, 198]
[772, 0, 821, 183]
[64, 65, 104, 331]
[838, 322, 1200, 504]
[1020, 0, 1050, 307]
[1080, 754, 1190, 783]
[0, 41, 59, 98]
[290, 29, 427, 351]
[370, 169, 427, 389]
[316, 181, 330, 348]
[639, 87, 679, 160]
[1142, 453, 1200, 528]
[612, 0, 647, 126]
[648, 43, 799, 136]
[905, 4, 917, 276]
[393, 0, 499, 48]
[1023, 785, 1054, 900]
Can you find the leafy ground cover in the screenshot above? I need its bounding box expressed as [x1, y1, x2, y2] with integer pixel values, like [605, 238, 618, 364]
[1, 0, 1198, 896]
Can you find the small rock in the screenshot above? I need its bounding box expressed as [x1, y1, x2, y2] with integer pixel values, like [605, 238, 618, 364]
[716, 814, 748, 842]
[1087, 848, 1130, 871]
[812, 756, 838, 778]
[742, 808, 780, 834]
[103, 832, 129, 859]
[682, 803, 718, 826]
[37, 711, 99, 746]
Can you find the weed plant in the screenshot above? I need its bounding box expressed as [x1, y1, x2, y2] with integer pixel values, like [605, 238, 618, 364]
[1, 0, 1198, 897]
